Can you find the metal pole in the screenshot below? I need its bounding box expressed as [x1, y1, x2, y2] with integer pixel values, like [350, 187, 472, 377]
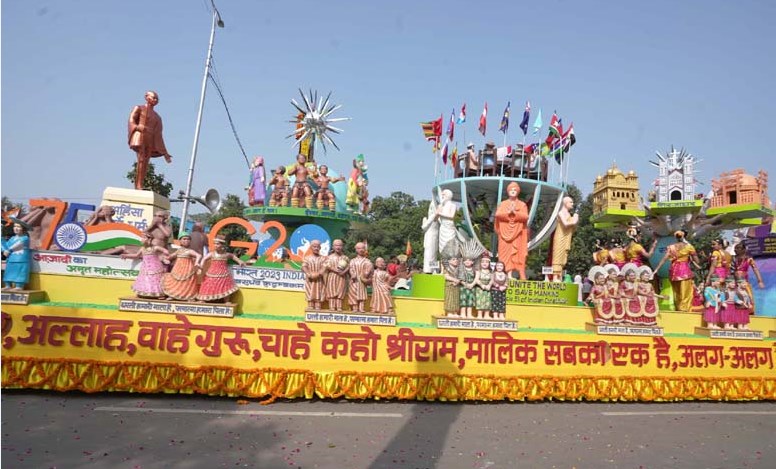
[179, 8, 221, 237]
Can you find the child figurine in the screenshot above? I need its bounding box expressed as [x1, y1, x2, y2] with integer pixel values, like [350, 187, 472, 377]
[122, 232, 170, 298]
[604, 264, 624, 324]
[2, 219, 32, 290]
[459, 256, 477, 318]
[443, 256, 462, 317]
[196, 236, 246, 302]
[619, 263, 641, 325]
[703, 275, 722, 329]
[268, 166, 289, 207]
[370, 257, 394, 314]
[491, 261, 508, 319]
[473, 254, 493, 319]
[586, 266, 612, 324]
[720, 276, 739, 330]
[736, 279, 753, 330]
[161, 232, 202, 301]
[636, 266, 664, 326]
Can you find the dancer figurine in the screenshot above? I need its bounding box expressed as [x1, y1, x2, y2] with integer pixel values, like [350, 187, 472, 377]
[2, 219, 32, 290]
[302, 240, 327, 310]
[705, 238, 731, 286]
[370, 257, 394, 314]
[122, 233, 170, 298]
[653, 230, 701, 312]
[625, 227, 657, 267]
[161, 232, 202, 301]
[196, 236, 246, 302]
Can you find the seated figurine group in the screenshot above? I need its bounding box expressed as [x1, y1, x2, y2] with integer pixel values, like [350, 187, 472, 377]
[586, 264, 663, 327]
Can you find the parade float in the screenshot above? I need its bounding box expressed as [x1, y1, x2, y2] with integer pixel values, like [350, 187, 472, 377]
[2, 91, 776, 404]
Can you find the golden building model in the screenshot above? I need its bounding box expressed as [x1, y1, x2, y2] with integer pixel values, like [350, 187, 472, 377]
[592, 163, 640, 215]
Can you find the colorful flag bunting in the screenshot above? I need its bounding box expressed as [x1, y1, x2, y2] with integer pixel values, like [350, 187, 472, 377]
[452, 145, 459, 168]
[519, 101, 531, 135]
[499, 101, 510, 134]
[478, 102, 488, 136]
[441, 141, 449, 165]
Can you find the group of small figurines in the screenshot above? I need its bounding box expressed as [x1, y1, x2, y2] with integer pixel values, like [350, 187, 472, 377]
[441, 252, 509, 320]
[125, 231, 245, 303]
[301, 240, 395, 314]
[588, 228, 764, 330]
[586, 263, 664, 327]
[248, 153, 370, 214]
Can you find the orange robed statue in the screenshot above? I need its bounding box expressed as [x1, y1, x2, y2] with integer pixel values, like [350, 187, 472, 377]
[128, 90, 172, 190]
[494, 182, 529, 279]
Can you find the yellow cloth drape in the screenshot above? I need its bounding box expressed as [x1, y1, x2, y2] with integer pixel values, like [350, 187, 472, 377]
[4, 357, 775, 402]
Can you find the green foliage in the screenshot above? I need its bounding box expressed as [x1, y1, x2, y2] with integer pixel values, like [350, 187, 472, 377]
[345, 191, 427, 262]
[1, 196, 20, 238]
[126, 162, 174, 197]
[207, 193, 249, 254]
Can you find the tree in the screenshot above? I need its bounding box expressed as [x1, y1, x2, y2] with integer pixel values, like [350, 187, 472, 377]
[207, 193, 249, 254]
[126, 162, 174, 197]
[345, 192, 428, 262]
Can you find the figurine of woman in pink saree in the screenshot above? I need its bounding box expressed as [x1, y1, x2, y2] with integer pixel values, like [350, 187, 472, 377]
[122, 232, 170, 298]
[196, 236, 246, 302]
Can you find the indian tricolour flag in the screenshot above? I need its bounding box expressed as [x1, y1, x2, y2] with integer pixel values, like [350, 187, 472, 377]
[82, 223, 143, 251]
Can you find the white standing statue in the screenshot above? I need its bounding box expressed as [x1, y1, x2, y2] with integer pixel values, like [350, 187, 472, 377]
[421, 197, 440, 273]
[436, 189, 460, 260]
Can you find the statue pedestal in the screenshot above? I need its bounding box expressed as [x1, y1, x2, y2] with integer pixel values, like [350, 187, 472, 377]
[585, 322, 663, 337]
[433, 315, 518, 332]
[0, 289, 46, 305]
[304, 310, 397, 327]
[118, 297, 236, 318]
[101, 187, 170, 232]
[694, 327, 763, 341]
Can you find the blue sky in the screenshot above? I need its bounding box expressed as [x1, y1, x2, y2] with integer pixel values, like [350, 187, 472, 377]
[2, 0, 775, 214]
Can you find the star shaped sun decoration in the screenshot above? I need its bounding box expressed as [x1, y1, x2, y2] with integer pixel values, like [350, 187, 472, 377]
[287, 89, 350, 153]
